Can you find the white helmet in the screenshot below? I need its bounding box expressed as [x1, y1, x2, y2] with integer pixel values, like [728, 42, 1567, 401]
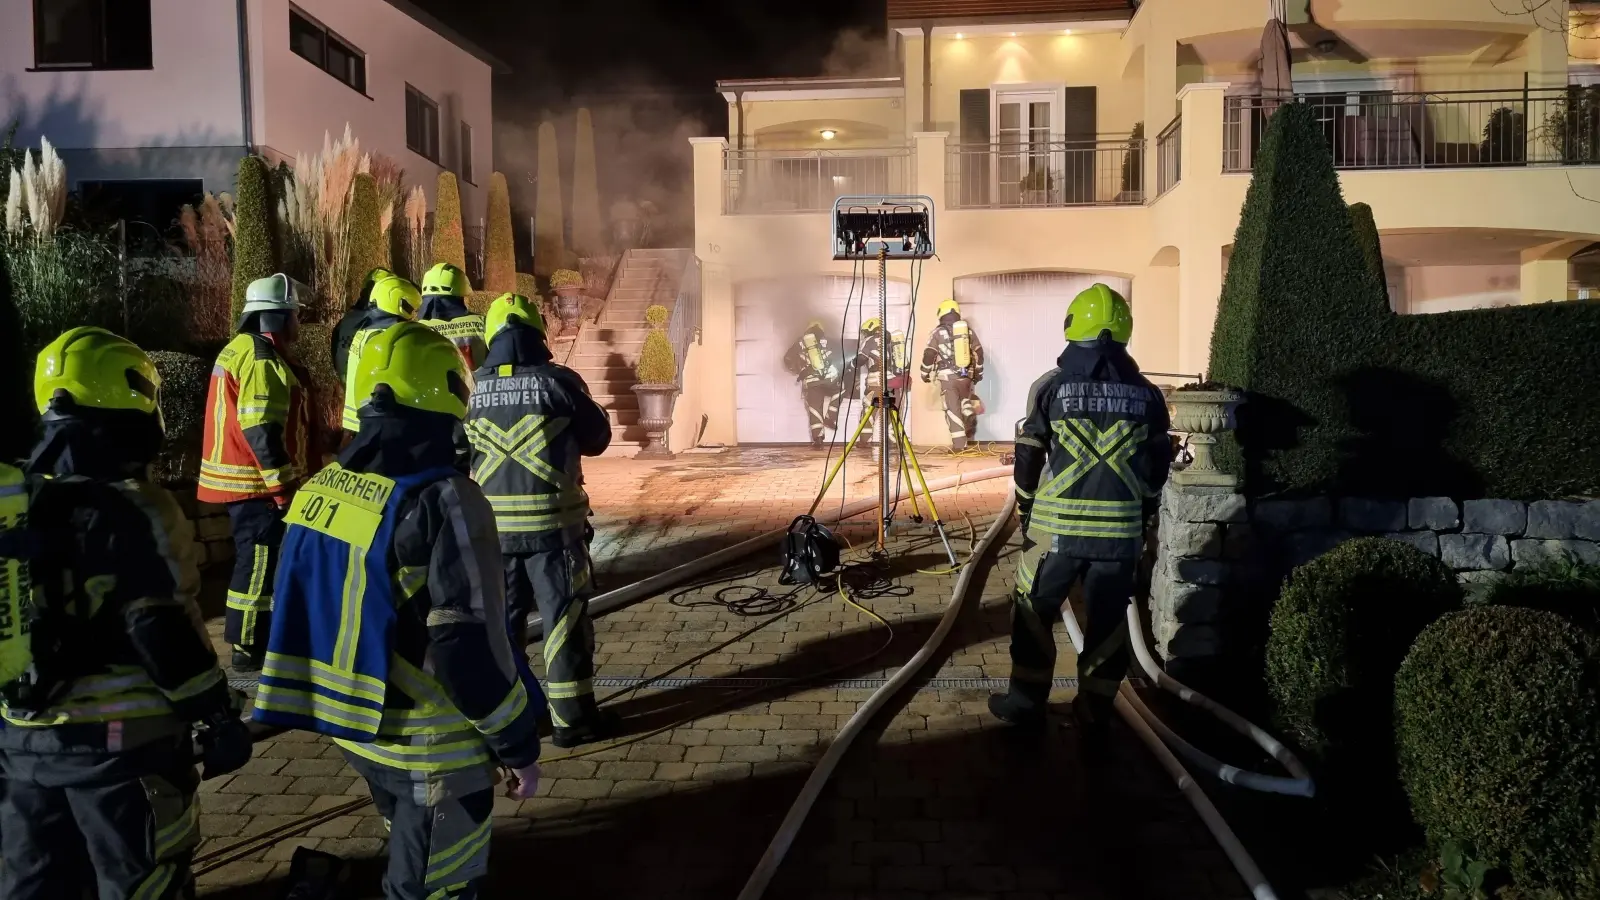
[242, 274, 303, 316]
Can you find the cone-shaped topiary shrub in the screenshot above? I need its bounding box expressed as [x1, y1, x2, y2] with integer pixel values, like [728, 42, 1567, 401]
[231, 156, 278, 326]
[346, 173, 384, 312]
[1267, 536, 1461, 764]
[572, 108, 604, 257]
[636, 304, 675, 385]
[432, 171, 467, 273]
[149, 351, 210, 484]
[534, 121, 565, 278]
[484, 172, 515, 294]
[1396, 606, 1600, 892]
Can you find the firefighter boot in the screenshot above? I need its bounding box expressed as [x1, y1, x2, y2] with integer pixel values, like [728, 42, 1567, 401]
[987, 692, 1047, 730]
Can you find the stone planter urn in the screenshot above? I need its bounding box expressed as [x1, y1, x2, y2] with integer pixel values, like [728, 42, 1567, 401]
[1167, 387, 1244, 489]
[632, 383, 678, 460]
[552, 286, 583, 333]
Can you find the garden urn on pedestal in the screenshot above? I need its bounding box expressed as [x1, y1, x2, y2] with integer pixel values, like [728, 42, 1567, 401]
[549, 269, 585, 335]
[632, 304, 678, 460]
[1167, 385, 1244, 489]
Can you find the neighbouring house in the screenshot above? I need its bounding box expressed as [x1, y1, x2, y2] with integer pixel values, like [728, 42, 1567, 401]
[686, 0, 1600, 446]
[1, 0, 504, 241]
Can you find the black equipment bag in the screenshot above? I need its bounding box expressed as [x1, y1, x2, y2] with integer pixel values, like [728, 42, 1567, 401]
[779, 515, 841, 585]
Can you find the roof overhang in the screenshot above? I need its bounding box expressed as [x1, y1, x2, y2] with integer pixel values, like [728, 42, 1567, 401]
[893, 19, 1128, 37]
[381, 0, 510, 74]
[717, 76, 905, 103]
[887, 0, 1135, 31]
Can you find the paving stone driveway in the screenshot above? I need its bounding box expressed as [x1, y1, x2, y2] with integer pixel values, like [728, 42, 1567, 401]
[196, 448, 1247, 899]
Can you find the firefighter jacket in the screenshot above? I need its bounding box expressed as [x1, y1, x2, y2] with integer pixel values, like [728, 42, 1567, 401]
[783, 329, 842, 385]
[199, 332, 315, 504]
[342, 312, 408, 432]
[855, 331, 886, 380]
[0, 475, 234, 750]
[920, 317, 985, 382]
[467, 323, 611, 556]
[419, 295, 488, 374]
[331, 302, 371, 387]
[1013, 341, 1172, 561]
[0, 466, 26, 690]
[255, 426, 543, 774]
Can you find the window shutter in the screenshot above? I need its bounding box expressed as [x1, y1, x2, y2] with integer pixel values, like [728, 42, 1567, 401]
[959, 89, 991, 206]
[1061, 87, 1099, 203]
[1062, 87, 1097, 142]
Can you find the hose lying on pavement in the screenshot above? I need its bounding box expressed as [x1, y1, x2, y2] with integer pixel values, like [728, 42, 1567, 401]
[735, 490, 1019, 900]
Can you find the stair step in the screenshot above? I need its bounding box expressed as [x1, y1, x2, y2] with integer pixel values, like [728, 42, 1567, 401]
[584, 327, 651, 341]
[592, 394, 639, 409]
[611, 409, 641, 425]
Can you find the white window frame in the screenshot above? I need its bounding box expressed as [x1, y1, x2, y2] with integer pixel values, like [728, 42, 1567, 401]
[991, 82, 1065, 204]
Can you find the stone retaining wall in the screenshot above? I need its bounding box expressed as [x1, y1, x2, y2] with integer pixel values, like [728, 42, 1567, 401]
[171, 485, 235, 568]
[1150, 483, 1600, 663]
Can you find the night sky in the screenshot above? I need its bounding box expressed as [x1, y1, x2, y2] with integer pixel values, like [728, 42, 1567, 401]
[406, 0, 888, 105]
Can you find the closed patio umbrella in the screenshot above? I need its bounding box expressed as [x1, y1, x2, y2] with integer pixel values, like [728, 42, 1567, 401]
[1260, 0, 1293, 112]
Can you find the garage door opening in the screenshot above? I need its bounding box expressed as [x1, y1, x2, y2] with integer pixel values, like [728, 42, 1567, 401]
[736, 274, 912, 444]
[953, 271, 1134, 442]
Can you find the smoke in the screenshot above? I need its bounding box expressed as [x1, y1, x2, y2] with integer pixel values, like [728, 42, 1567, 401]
[818, 28, 895, 79]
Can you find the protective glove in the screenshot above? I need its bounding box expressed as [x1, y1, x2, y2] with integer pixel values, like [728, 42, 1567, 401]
[197, 714, 253, 780]
[503, 762, 541, 800]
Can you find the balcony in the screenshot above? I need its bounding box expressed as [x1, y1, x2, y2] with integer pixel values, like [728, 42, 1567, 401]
[946, 137, 1145, 209]
[1156, 116, 1182, 196]
[1224, 87, 1600, 172]
[722, 147, 913, 214]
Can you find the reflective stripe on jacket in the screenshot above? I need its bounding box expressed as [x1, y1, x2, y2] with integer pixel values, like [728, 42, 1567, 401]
[466, 363, 611, 555]
[920, 321, 985, 381]
[0, 466, 29, 688]
[342, 315, 406, 432]
[199, 333, 314, 504]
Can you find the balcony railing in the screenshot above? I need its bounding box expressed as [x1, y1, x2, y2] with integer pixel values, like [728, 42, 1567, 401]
[1157, 116, 1182, 196]
[722, 147, 913, 214]
[1224, 87, 1600, 172]
[946, 137, 1145, 209]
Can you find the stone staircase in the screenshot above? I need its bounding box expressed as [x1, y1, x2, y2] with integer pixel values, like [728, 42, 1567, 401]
[568, 248, 693, 453]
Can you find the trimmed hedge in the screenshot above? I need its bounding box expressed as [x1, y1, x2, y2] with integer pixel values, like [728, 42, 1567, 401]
[296, 323, 342, 440]
[1266, 537, 1460, 763]
[231, 156, 278, 327]
[571, 108, 605, 257]
[1395, 607, 1600, 891]
[346, 174, 384, 313]
[484, 172, 515, 294]
[432, 172, 467, 273]
[534, 121, 565, 278]
[637, 304, 675, 384]
[149, 351, 209, 484]
[1208, 102, 1600, 500]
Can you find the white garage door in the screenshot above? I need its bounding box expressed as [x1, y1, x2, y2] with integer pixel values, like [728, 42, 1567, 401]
[736, 275, 912, 444]
[954, 272, 1134, 442]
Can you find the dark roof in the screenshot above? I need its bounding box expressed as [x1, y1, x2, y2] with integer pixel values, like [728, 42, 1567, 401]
[887, 0, 1135, 23]
[716, 75, 904, 93]
[381, 0, 510, 74]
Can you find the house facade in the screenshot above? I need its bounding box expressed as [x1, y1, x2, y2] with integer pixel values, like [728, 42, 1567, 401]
[687, 0, 1600, 446]
[2, 0, 501, 235]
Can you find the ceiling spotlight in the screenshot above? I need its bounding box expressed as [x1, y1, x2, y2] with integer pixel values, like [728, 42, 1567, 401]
[1062, 28, 1074, 35]
[820, 129, 837, 140]
[953, 32, 964, 40]
[1009, 32, 1017, 37]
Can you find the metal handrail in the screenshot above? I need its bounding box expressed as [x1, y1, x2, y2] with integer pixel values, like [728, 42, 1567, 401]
[667, 253, 701, 393]
[722, 146, 914, 214]
[946, 137, 1146, 209]
[1156, 115, 1182, 196]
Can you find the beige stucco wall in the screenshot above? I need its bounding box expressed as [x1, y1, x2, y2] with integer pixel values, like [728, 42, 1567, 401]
[729, 97, 907, 149]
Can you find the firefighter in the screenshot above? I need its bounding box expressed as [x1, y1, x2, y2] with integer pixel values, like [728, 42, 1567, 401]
[418, 263, 487, 374]
[332, 267, 394, 387]
[783, 320, 843, 449]
[199, 274, 314, 674]
[466, 294, 616, 747]
[341, 274, 421, 434]
[852, 317, 890, 451]
[1, 327, 251, 900]
[989, 284, 1172, 740]
[255, 323, 542, 900]
[920, 299, 986, 451]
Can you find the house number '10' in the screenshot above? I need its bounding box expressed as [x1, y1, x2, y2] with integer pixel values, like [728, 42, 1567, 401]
[707, 243, 721, 254]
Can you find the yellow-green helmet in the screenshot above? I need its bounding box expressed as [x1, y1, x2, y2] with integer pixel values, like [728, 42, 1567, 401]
[371, 275, 422, 320]
[484, 293, 546, 345]
[861, 317, 882, 332]
[359, 267, 395, 307]
[421, 263, 469, 298]
[936, 298, 960, 318]
[34, 327, 164, 429]
[353, 322, 470, 420]
[1064, 283, 1133, 344]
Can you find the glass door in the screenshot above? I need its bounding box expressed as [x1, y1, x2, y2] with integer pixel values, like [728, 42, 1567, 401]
[995, 91, 1058, 206]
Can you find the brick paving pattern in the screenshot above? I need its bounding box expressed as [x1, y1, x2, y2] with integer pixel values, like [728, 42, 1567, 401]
[194, 448, 1246, 899]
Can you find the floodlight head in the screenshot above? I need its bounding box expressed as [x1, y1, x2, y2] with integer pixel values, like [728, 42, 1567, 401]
[831, 195, 935, 261]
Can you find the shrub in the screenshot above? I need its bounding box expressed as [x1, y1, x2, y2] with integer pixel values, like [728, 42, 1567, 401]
[1481, 106, 1527, 164]
[550, 269, 582, 290]
[345, 174, 383, 312]
[230, 156, 277, 326]
[1541, 85, 1600, 164]
[1349, 201, 1389, 311]
[484, 172, 515, 294]
[295, 323, 342, 439]
[571, 108, 605, 257]
[1482, 557, 1600, 634]
[465, 291, 497, 316]
[149, 351, 208, 484]
[431, 172, 466, 273]
[1395, 607, 1600, 891]
[637, 304, 675, 384]
[534, 121, 565, 278]
[1266, 536, 1460, 763]
[515, 272, 538, 300]
[1208, 102, 1600, 499]
[1120, 121, 1144, 196]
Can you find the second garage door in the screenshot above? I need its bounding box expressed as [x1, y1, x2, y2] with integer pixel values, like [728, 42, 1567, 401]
[952, 272, 1134, 442]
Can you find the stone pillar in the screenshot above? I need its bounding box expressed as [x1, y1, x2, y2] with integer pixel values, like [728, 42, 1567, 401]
[1149, 482, 1246, 662]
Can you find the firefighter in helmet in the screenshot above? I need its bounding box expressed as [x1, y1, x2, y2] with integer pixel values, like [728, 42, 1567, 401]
[920, 299, 986, 450]
[418, 263, 488, 375]
[990, 284, 1171, 744]
[341, 274, 421, 435]
[783, 320, 843, 449]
